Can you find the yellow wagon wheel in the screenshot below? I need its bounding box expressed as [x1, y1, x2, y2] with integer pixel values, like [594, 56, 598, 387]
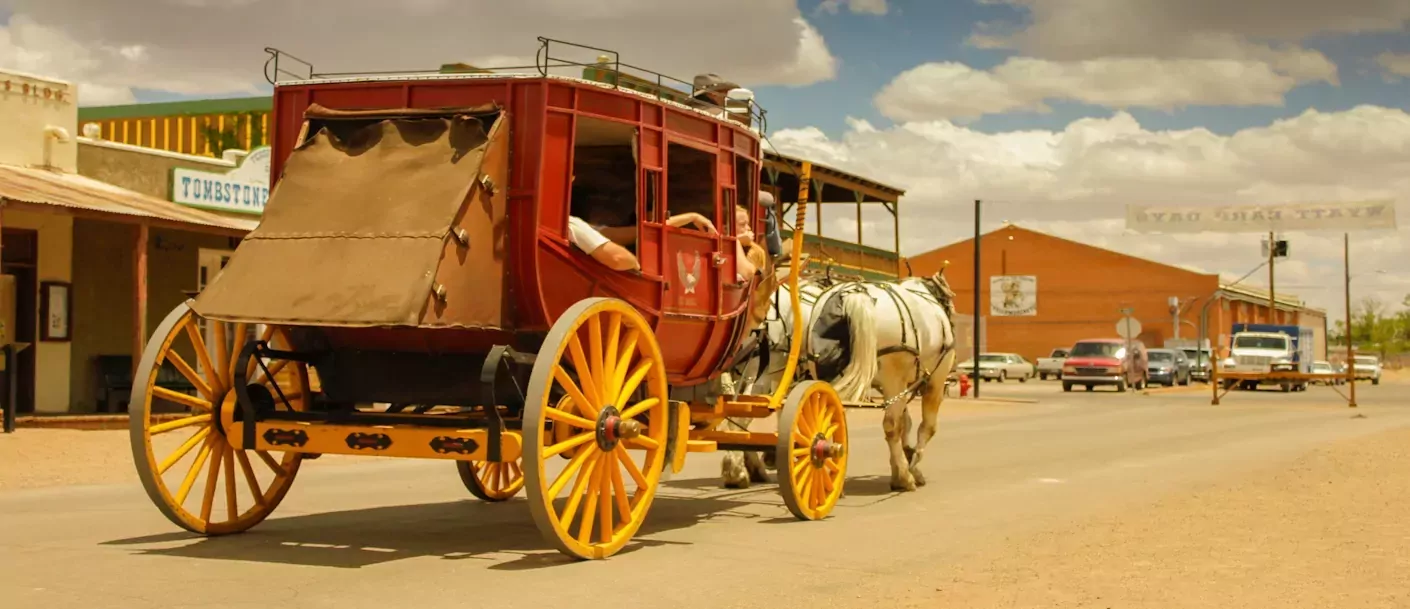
[523, 298, 669, 560]
[776, 381, 848, 521]
[128, 301, 308, 535]
[456, 459, 525, 502]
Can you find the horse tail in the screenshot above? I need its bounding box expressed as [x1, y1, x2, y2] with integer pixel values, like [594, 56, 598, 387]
[832, 291, 879, 403]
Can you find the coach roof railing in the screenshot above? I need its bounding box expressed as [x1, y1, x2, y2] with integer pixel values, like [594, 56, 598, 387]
[262, 37, 768, 132]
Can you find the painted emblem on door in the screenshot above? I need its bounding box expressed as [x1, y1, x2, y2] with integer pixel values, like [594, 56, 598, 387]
[677, 251, 702, 294]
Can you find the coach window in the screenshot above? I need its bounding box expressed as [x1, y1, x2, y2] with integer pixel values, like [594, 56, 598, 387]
[569, 117, 639, 240]
[665, 142, 717, 232]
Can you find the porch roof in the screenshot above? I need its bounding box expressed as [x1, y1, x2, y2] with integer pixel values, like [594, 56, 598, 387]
[0, 163, 256, 236]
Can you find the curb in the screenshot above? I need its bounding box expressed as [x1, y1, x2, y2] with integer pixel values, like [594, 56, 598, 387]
[13, 413, 184, 431]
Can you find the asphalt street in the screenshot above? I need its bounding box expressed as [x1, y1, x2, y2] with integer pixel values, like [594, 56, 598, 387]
[2, 378, 1405, 609]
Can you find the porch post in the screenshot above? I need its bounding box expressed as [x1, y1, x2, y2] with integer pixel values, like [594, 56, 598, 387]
[133, 224, 148, 375]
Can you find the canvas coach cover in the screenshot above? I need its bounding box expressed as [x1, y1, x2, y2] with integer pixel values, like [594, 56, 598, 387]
[192, 103, 510, 328]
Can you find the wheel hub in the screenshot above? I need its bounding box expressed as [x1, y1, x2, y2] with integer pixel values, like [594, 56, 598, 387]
[596, 405, 642, 450]
[810, 434, 844, 467]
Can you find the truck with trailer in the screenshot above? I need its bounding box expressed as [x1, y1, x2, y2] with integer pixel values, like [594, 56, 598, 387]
[1219, 323, 1314, 392]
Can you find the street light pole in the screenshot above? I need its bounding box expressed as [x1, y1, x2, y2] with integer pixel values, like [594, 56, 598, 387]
[973, 199, 981, 399]
[1345, 232, 1356, 408]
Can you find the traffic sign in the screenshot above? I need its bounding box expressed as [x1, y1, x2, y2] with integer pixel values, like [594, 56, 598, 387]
[1116, 316, 1142, 339]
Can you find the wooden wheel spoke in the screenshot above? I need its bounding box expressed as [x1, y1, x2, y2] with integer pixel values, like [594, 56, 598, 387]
[545, 405, 594, 429]
[577, 464, 602, 545]
[544, 431, 595, 460]
[791, 431, 810, 447]
[619, 397, 659, 421]
[559, 455, 600, 526]
[587, 316, 606, 399]
[256, 450, 286, 477]
[602, 313, 622, 399]
[153, 386, 212, 412]
[824, 423, 840, 438]
[176, 435, 216, 505]
[200, 441, 224, 522]
[610, 329, 640, 399]
[567, 334, 602, 407]
[213, 322, 230, 389]
[820, 468, 836, 493]
[553, 367, 599, 419]
[798, 468, 815, 503]
[617, 360, 653, 406]
[254, 358, 291, 387]
[824, 457, 841, 472]
[223, 447, 238, 519]
[234, 450, 265, 507]
[624, 434, 660, 451]
[791, 446, 810, 458]
[607, 451, 631, 528]
[614, 444, 647, 490]
[158, 427, 210, 475]
[596, 461, 614, 544]
[549, 448, 597, 498]
[150, 413, 211, 436]
[182, 321, 222, 395]
[227, 322, 247, 383]
[165, 351, 216, 402]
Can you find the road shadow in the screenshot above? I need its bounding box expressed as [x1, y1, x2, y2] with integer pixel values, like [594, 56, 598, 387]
[100, 473, 863, 571]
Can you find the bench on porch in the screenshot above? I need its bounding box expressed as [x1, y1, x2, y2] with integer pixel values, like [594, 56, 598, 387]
[96, 355, 199, 413]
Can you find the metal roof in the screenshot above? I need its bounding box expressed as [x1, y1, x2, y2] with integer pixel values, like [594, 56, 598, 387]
[0, 163, 256, 235]
[763, 150, 906, 199]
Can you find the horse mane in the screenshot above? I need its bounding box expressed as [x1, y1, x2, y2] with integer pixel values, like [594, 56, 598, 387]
[920, 273, 958, 319]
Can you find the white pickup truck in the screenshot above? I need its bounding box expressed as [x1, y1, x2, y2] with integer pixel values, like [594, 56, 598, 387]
[1221, 330, 1307, 392]
[1036, 348, 1069, 380]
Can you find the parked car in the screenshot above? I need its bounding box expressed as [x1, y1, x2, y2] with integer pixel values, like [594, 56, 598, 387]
[956, 353, 1036, 383]
[1061, 338, 1149, 392]
[1352, 355, 1382, 385]
[1179, 348, 1213, 383]
[1310, 360, 1342, 385]
[1147, 348, 1191, 387]
[1036, 348, 1069, 380]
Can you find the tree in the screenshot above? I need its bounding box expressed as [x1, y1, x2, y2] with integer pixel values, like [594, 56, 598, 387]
[198, 112, 267, 157]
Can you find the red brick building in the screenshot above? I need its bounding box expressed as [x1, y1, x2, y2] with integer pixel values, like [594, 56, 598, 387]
[905, 224, 1327, 362]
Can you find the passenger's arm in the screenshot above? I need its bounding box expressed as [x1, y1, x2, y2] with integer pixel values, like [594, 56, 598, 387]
[597, 225, 638, 246]
[666, 212, 716, 233]
[735, 239, 756, 280]
[590, 241, 641, 272]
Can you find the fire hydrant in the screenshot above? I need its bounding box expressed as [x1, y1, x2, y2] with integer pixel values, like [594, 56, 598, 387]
[958, 373, 971, 397]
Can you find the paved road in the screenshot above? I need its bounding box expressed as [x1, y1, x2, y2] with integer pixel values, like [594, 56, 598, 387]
[2, 380, 1405, 609]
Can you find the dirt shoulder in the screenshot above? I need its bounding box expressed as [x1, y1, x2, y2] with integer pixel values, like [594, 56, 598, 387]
[911, 423, 1410, 608]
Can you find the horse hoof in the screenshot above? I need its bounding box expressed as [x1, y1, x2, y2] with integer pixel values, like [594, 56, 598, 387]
[891, 478, 917, 492]
[912, 472, 927, 487]
[723, 479, 751, 490]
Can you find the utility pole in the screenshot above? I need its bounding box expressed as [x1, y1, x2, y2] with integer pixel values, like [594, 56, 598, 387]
[973, 199, 982, 399]
[1345, 233, 1356, 408]
[1267, 230, 1276, 323]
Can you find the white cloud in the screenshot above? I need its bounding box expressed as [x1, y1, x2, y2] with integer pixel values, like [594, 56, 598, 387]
[819, 0, 888, 15]
[971, 0, 1410, 81]
[1, 0, 837, 105]
[1377, 52, 1410, 80]
[875, 57, 1301, 121]
[769, 105, 1410, 312]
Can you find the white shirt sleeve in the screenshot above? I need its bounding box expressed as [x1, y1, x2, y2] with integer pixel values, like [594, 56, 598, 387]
[567, 216, 611, 254]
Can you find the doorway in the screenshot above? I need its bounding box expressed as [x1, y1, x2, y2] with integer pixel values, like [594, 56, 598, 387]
[2, 228, 39, 414]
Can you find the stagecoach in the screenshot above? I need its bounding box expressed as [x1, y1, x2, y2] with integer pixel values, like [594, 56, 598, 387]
[128, 39, 847, 560]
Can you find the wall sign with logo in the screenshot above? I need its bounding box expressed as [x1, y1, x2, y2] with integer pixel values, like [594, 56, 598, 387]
[171, 146, 271, 215]
[990, 275, 1037, 316]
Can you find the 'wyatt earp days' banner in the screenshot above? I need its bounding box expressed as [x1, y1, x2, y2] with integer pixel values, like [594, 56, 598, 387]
[1125, 200, 1398, 234]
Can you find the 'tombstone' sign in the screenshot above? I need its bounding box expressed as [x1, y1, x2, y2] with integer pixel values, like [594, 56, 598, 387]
[172, 147, 271, 215]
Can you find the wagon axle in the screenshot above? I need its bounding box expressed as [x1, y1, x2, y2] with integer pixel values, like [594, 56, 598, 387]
[811, 435, 845, 466]
[595, 405, 644, 450]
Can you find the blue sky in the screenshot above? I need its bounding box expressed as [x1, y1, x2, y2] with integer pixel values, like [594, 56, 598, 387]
[750, 0, 1410, 137]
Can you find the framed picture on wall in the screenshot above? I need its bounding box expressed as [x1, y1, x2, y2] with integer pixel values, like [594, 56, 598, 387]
[40, 281, 72, 342]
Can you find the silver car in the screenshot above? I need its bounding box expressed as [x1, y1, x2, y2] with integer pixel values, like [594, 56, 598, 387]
[958, 353, 1036, 383]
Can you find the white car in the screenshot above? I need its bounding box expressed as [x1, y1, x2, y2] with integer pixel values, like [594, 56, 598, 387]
[1310, 360, 1342, 385]
[1352, 355, 1383, 385]
[957, 353, 1036, 383]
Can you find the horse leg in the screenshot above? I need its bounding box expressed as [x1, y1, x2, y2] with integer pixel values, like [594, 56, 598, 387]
[720, 418, 753, 489]
[879, 363, 916, 492]
[901, 408, 915, 467]
[909, 351, 955, 487]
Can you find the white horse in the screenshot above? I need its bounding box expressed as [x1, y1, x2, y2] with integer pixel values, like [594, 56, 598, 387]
[722, 270, 959, 492]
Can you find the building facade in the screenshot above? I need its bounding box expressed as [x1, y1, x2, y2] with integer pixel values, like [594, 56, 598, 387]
[907, 224, 1327, 363]
[78, 96, 272, 159]
[2, 68, 256, 415]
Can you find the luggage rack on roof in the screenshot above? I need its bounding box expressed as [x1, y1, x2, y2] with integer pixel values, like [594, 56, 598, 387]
[263, 37, 768, 132]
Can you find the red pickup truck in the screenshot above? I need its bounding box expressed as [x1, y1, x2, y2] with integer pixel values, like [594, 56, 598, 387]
[1061, 338, 1149, 392]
